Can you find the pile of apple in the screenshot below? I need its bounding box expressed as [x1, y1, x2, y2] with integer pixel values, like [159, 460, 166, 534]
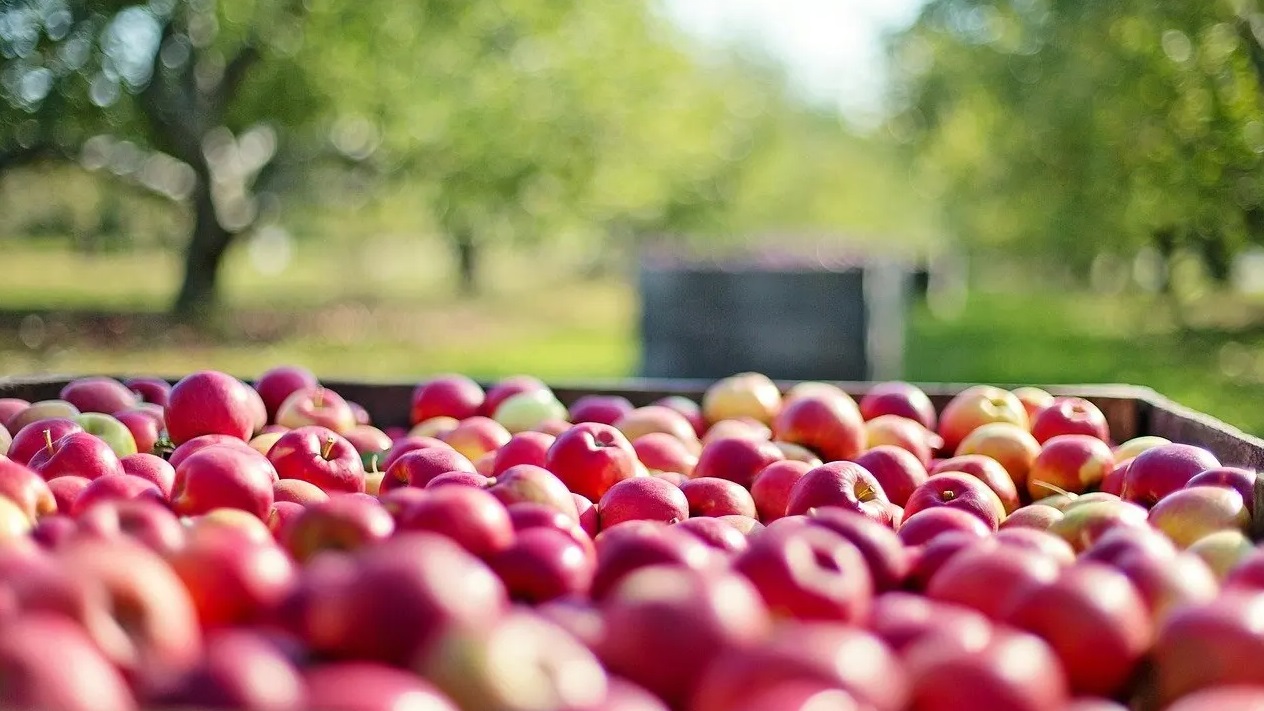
[0, 369, 1262, 710]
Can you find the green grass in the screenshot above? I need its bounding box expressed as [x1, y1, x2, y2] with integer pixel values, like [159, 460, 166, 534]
[4, 245, 1264, 437]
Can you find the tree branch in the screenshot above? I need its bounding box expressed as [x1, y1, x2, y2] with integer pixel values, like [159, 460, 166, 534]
[216, 45, 261, 110]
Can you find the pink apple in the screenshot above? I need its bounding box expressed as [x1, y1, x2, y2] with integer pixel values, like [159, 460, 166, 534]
[1122, 443, 1221, 508]
[897, 508, 991, 547]
[1149, 485, 1250, 548]
[253, 365, 319, 423]
[1187, 467, 1257, 514]
[927, 542, 1059, 619]
[379, 447, 476, 492]
[113, 409, 162, 456]
[46, 475, 91, 513]
[275, 387, 356, 434]
[490, 527, 596, 603]
[71, 473, 162, 515]
[168, 434, 258, 469]
[165, 370, 259, 444]
[613, 406, 700, 448]
[28, 430, 124, 481]
[76, 499, 185, 554]
[0, 613, 138, 711]
[6, 417, 82, 465]
[59, 376, 137, 415]
[304, 662, 459, 711]
[545, 423, 641, 502]
[0, 457, 56, 521]
[266, 426, 365, 494]
[341, 424, 392, 460]
[733, 524, 873, 623]
[488, 464, 580, 520]
[750, 460, 812, 522]
[675, 478, 751, 519]
[866, 415, 943, 467]
[590, 523, 715, 600]
[380, 435, 451, 471]
[479, 375, 548, 417]
[785, 461, 890, 523]
[859, 381, 937, 430]
[853, 445, 928, 507]
[674, 517, 749, 554]
[172, 446, 276, 519]
[937, 385, 1029, 454]
[1027, 434, 1115, 500]
[0, 398, 30, 425]
[903, 472, 1006, 530]
[599, 477, 689, 528]
[903, 627, 1069, 711]
[574, 493, 598, 537]
[999, 503, 1064, 531]
[632, 432, 698, 477]
[273, 478, 329, 505]
[395, 486, 514, 559]
[1048, 499, 1150, 552]
[652, 395, 707, 438]
[805, 507, 910, 591]
[930, 454, 1020, 514]
[568, 395, 635, 427]
[772, 394, 866, 462]
[702, 418, 772, 444]
[6, 400, 80, 435]
[867, 591, 992, 655]
[425, 471, 493, 489]
[486, 430, 552, 476]
[282, 494, 396, 562]
[1030, 396, 1110, 444]
[954, 422, 1039, 496]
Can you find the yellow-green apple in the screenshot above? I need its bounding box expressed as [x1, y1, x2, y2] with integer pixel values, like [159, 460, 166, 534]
[71, 412, 137, 458]
[165, 371, 260, 444]
[282, 495, 395, 563]
[590, 523, 715, 600]
[410, 416, 459, 439]
[248, 431, 285, 457]
[897, 508, 991, 547]
[253, 365, 318, 423]
[1000, 562, 1151, 697]
[652, 395, 707, 437]
[6, 417, 82, 465]
[632, 432, 698, 477]
[60, 376, 137, 415]
[693, 436, 784, 490]
[865, 415, 942, 467]
[868, 591, 993, 656]
[488, 464, 580, 520]
[275, 387, 356, 434]
[733, 524, 873, 624]
[409, 374, 484, 425]
[273, 478, 329, 506]
[853, 446, 928, 507]
[439, 416, 511, 461]
[598, 566, 771, 708]
[171, 446, 277, 519]
[674, 517, 749, 554]
[491, 525, 595, 603]
[930, 454, 1019, 513]
[613, 406, 700, 449]
[149, 629, 305, 711]
[680, 477, 757, 518]
[395, 486, 514, 559]
[1113, 435, 1170, 462]
[1187, 467, 1257, 514]
[703, 418, 772, 444]
[379, 447, 476, 493]
[903, 627, 1069, 711]
[1153, 591, 1264, 704]
[599, 477, 689, 528]
[750, 460, 812, 522]
[928, 542, 1060, 619]
[7, 400, 81, 435]
[569, 395, 635, 426]
[1030, 396, 1110, 444]
[691, 621, 907, 711]
[187, 508, 275, 546]
[493, 390, 569, 434]
[1012, 386, 1056, 423]
[805, 507, 910, 591]
[544, 422, 642, 502]
[904, 472, 1006, 530]
[859, 381, 937, 430]
[479, 375, 548, 418]
[937, 385, 1029, 453]
[266, 426, 366, 494]
[1188, 529, 1255, 580]
[0, 398, 30, 426]
[28, 430, 124, 481]
[124, 377, 171, 407]
[421, 609, 607, 711]
[1122, 443, 1221, 508]
[71, 474, 163, 515]
[380, 435, 452, 471]
[1149, 485, 1250, 548]
[785, 461, 891, 524]
[999, 503, 1064, 531]
[702, 373, 783, 426]
[954, 423, 1038, 495]
[46, 475, 91, 514]
[1026, 434, 1115, 500]
[113, 409, 161, 456]
[1048, 499, 1149, 552]
[76, 499, 185, 554]
[0, 613, 138, 711]
[304, 663, 458, 711]
[991, 527, 1076, 565]
[490, 431, 554, 476]
[0, 457, 55, 521]
[166, 530, 297, 629]
[773, 394, 865, 462]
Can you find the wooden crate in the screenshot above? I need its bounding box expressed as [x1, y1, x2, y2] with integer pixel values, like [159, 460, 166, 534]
[4, 375, 1264, 534]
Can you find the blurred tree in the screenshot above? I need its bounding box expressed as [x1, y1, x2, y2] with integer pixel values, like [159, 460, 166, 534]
[889, 0, 1264, 284]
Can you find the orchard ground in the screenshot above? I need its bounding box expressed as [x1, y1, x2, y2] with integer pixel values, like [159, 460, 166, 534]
[4, 242, 1264, 436]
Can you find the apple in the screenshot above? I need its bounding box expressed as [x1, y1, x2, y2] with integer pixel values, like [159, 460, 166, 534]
[733, 524, 873, 623]
[1153, 590, 1264, 704]
[954, 422, 1038, 495]
[168, 434, 259, 469]
[702, 372, 783, 425]
[1030, 396, 1110, 444]
[439, 416, 511, 462]
[999, 503, 1064, 530]
[60, 376, 137, 415]
[283, 495, 396, 562]
[805, 507, 909, 591]
[590, 523, 715, 600]
[113, 409, 161, 456]
[6, 399, 81, 435]
[928, 541, 1060, 620]
[71, 473, 163, 516]
[275, 387, 356, 434]
[484, 432, 550, 477]
[31, 514, 77, 549]
[273, 479, 329, 506]
[569, 395, 635, 427]
[859, 381, 937, 430]
[380, 435, 452, 471]
[897, 508, 990, 547]
[46, 475, 91, 513]
[1164, 687, 1264, 711]
[532, 419, 572, 436]
[930, 454, 1020, 512]
[409, 374, 484, 425]
[253, 365, 319, 423]
[266, 426, 366, 495]
[1100, 458, 1130, 496]
[680, 477, 757, 518]
[994, 525, 1076, 567]
[1114, 550, 1219, 628]
[783, 381, 849, 405]
[304, 662, 459, 711]
[479, 375, 548, 418]
[266, 501, 304, 541]
[165, 370, 260, 444]
[651, 395, 706, 438]
[423, 471, 491, 490]
[613, 406, 700, 448]
[599, 477, 689, 528]
[248, 431, 285, 457]
[599, 565, 771, 708]
[410, 416, 460, 439]
[6, 417, 82, 465]
[76, 499, 185, 554]
[865, 415, 943, 467]
[123, 377, 171, 407]
[396, 486, 514, 559]
[149, 628, 305, 711]
[631, 432, 698, 477]
[772, 394, 866, 462]
[1012, 386, 1056, 422]
[166, 530, 296, 629]
[28, 430, 124, 481]
[489, 464, 580, 520]
[0, 613, 138, 711]
[0, 398, 29, 425]
[1122, 443, 1221, 508]
[868, 591, 993, 656]
[703, 418, 772, 444]
[341, 424, 392, 463]
[0, 457, 56, 521]
[69, 412, 138, 458]
[692, 436, 784, 490]
[1113, 435, 1170, 462]
[772, 441, 824, 466]
[852, 446, 928, 507]
[186, 508, 275, 546]
[379, 447, 477, 492]
[171, 446, 277, 519]
[545, 422, 642, 502]
[1187, 467, 1257, 514]
[785, 461, 890, 523]
[937, 385, 1029, 453]
[1149, 485, 1250, 548]
[573, 493, 598, 537]
[491, 526, 595, 603]
[903, 472, 1005, 530]
[674, 517, 749, 554]
[903, 627, 1069, 711]
[749, 460, 811, 522]
[1027, 434, 1115, 500]
[1188, 529, 1255, 580]
[494, 390, 569, 434]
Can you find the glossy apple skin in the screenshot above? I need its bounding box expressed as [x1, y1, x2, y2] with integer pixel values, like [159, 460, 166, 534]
[1026, 434, 1115, 500]
[46, 475, 91, 513]
[165, 370, 259, 444]
[1012, 386, 1055, 423]
[927, 542, 1060, 620]
[590, 523, 716, 601]
[545, 423, 642, 502]
[898, 508, 990, 548]
[76, 499, 186, 554]
[903, 472, 1006, 531]
[569, 395, 635, 427]
[1153, 591, 1264, 704]
[71, 474, 163, 516]
[1186, 467, 1257, 514]
[805, 507, 909, 592]
[490, 526, 595, 603]
[395, 486, 514, 559]
[440, 416, 512, 462]
[772, 394, 866, 463]
[6, 400, 81, 435]
[166, 530, 297, 629]
[632, 432, 698, 477]
[283, 495, 396, 562]
[172, 446, 277, 519]
[954, 423, 1039, 497]
[0, 398, 30, 426]
[853, 446, 928, 507]
[476, 375, 547, 417]
[490, 431, 555, 476]
[0, 613, 139, 711]
[599, 477, 690, 529]
[114, 410, 161, 456]
[7, 418, 83, 465]
[936, 385, 1029, 454]
[867, 591, 992, 655]
[304, 662, 459, 711]
[253, 366, 319, 423]
[1122, 443, 1222, 508]
[488, 464, 580, 520]
[1148, 485, 1250, 548]
[860, 381, 937, 430]
[680, 477, 757, 518]
[930, 454, 1019, 513]
[903, 627, 1070, 711]
[60, 377, 137, 415]
[276, 387, 356, 434]
[785, 461, 891, 523]
[865, 415, 942, 468]
[749, 460, 811, 523]
[168, 434, 259, 469]
[702, 373, 783, 426]
[690, 437, 783, 491]
[733, 524, 873, 624]
[380, 435, 451, 471]
[0, 457, 56, 521]
[673, 517, 749, 555]
[410, 374, 485, 425]
[1048, 499, 1150, 552]
[614, 406, 700, 448]
[1030, 396, 1110, 444]
[28, 431, 125, 482]
[267, 426, 366, 495]
[379, 447, 477, 493]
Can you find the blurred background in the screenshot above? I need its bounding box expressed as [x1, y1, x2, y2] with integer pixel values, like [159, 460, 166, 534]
[3, 0, 1264, 433]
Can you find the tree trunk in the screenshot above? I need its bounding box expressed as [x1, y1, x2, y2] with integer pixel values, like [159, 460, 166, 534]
[172, 169, 234, 322]
[453, 230, 480, 297]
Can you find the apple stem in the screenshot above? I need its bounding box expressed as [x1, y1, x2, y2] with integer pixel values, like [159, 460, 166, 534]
[369, 454, 379, 474]
[42, 429, 53, 453]
[313, 388, 325, 409]
[322, 436, 336, 460]
[1031, 480, 1076, 499]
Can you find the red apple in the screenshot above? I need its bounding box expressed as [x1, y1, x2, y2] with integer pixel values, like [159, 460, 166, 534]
[545, 423, 642, 502]
[71, 474, 162, 516]
[930, 454, 1020, 513]
[903, 627, 1069, 711]
[166, 530, 297, 629]
[691, 438, 783, 492]
[1153, 591, 1264, 704]
[1165, 687, 1264, 711]
[439, 416, 510, 463]
[599, 477, 689, 528]
[805, 507, 910, 591]
[1121, 443, 1222, 508]
[680, 477, 757, 518]
[60, 376, 137, 415]
[46, 475, 91, 513]
[1030, 396, 1110, 444]
[253, 365, 319, 423]
[114, 409, 162, 456]
[0, 613, 138, 711]
[772, 394, 866, 462]
[122, 377, 171, 408]
[489, 464, 580, 520]
[168, 434, 259, 469]
[267, 501, 305, 542]
[954, 423, 1038, 496]
[7, 417, 82, 465]
[395, 486, 514, 559]
[31, 514, 77, 549]
[937, 385, 1029, 454]
[0, 398, 29, 425]
[76, 499, 185, 554]
[652, 395, 707, 438]
[275, 387, 356, 434]
[410, 374, 484, 425]
[569, 395, 635, 427]
[0, 457, 55, 521]
[599, 565, 772, 708]
[1114, 550, 1219, 627]
[866, 415, 943, 466]
[1187, 467, 1257, 514]
[854, 445, 929, 507]
[304, 662, 458, 711]
[6, 400, 81, 435]
[1027, 434, 1115, 500]
[590, 523, 715, 600]
[632, 432, 698, 477]
[490, 431, 555, 476]
[28, 430, 124, 481]
[927, 542, 1060, 619]
[1149, 485, 1250, 548]
[380, 435, 451, 471]
[425, 471, 493, 489]
[903, 530, 982, 591]
[574, 493, 598, 537]
[273, 478, 330, 505]
[903, 472, 1005, 530]
[860, 381, 937, 430]
[785, 461, 890, 522]
[703, 418, 771, 444]
[733, 524, 873, 623]
[491, 526, 596, 603]
[702, 373, 783, 425]
[149, 628, 304, 711]
[1012, 386, 1055, 422]
[267, 426, 365, 494]
[186, 508, 275, 546]
[1048, 499, 1150, 552]
[674, 517, 749, 554]
[867, 591, 992, 655]
[165, 370, 259, 444]
[897, 508, 991, 547]
[613, 406, 700, 448]
[283, 495, 395, 562]
[342, 424, 392, 461]
[171, 446, 277, 519]
[379, 447, 477, 492]
[992, 527, 1076, 565]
